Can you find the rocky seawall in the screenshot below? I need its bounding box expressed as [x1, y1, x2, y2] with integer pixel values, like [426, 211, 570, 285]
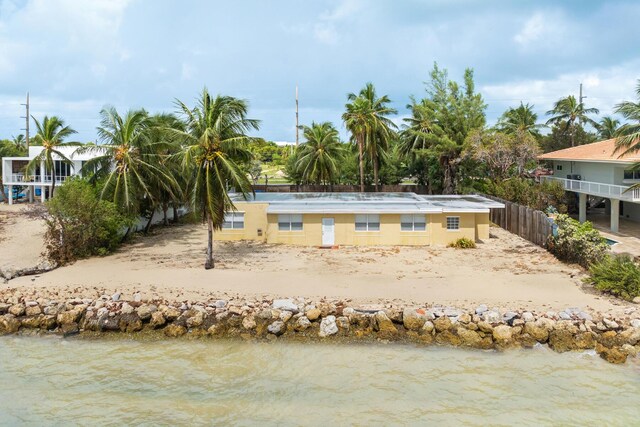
[1, 293, 640, 364]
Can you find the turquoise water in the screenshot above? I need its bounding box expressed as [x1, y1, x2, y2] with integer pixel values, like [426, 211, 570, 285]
[605, 238, 619, 246]
[0, 336, 639, 425]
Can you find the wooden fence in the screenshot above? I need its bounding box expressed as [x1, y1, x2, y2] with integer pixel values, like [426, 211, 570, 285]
[483, 195, 553, 247]
[252, 184, 430, 194]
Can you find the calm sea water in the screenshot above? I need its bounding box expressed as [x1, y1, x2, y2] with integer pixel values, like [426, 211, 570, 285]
[0, 336, 639, 426]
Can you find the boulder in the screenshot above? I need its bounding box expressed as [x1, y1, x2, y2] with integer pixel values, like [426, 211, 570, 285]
[618, 327, 640, 346]
[57, 308, 83, 325]
[279, 311, 293, 323]
[242, 315, 257, 330]
[61, 322, 79, 337]
[457, 327, 482, 347]
[294, 316, 311, 332]
[548, 329, 576, 352]
[630, 319, 640, 329]
[267, 320, 285, 336]
[336, 316, 349, 331]
[483, 310, 500, 324]
[272, 299, 299, 313]
[120, 303, 135, 315]
[475, 304, 488, 315]
[373, 311, 397, 336]
[492, 325, 513, 343]
[8, 304, 25, 317]
[596, 343, 627, 364]
[0, 314, 21, 334]
[164, 324, 187, 337]
[433, 315, 452, 332]
[403, 308, 427, 331]
[150, 311, 166, 328]
[25, 305, 42, 317]
[603, 318, 620, 330]
[136, 304, 156, 321]
[20, 315, 42, 329]
[186, 311, 205, 328]
[598, 330, 620, 348]
[98, 315, 120, 331]
[305, 308, 321, 321]
[118, 314, 143, 333]
[319, 316, 338, 337]
[0, 303, 10, 315]
[40, 315, 57, 330]
[522, 312, 535, 323]
[421, 320, 435, 334]
[477, 321, 493, 334]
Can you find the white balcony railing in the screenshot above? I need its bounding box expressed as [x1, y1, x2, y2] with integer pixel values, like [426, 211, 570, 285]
[542, 176, 640, 202]
[4, 173, 70, 184]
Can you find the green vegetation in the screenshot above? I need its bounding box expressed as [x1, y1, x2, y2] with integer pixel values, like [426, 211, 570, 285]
[0, 137, 27, 202]
[447, 237, 476, 249]
[545, 95, 599, 148]
[584, 254, 640, 301]
[547, 214, 608, 269]
[614, 79, 640, 156]
[293, 122, 344, 185]
[43, 178, 132, 264]
[484, 177, 567, 213]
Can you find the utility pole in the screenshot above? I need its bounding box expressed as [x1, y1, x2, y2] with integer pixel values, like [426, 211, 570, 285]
[579, 83, 586, 107]
[20, 92, 30, 149]
[295, 85, 299, 146]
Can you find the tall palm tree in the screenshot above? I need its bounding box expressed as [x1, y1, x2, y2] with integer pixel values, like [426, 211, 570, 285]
[597, 116, 621, 140]
[176, 88, 259, 269]
[399, 98, 442, 156]
[296, 121, 343, 186]
[614, 80, 640, 155]
[546, 95, 599, 147]
[78, 107, 179, 217]
[11, 134, 26, 151]
[26, 116, 77, 198]
[342, 83, 397, 192]
[497, 102, 543, 137]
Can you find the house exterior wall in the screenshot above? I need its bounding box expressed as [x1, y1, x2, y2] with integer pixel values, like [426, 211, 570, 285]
[551, 160, 616, 184]
[215, 203, 490, 246]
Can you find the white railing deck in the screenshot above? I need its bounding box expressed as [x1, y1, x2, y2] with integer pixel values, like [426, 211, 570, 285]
[542, 176, 640, 202]
[4, 173, 70, 184]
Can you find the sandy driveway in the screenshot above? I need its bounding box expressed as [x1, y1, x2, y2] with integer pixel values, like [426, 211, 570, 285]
[2, 211, 632, 316]
[0, 204, 46, 272]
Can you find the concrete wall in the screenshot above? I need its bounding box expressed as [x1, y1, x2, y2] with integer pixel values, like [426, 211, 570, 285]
[552, 161, 616, 184]
[621, 201, 640, 222]
[215, 203, 490, 246]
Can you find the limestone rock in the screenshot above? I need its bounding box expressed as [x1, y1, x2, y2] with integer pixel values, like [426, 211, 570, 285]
[120, 303, 134, 315]
[319, 316, 338, 337]
[163, 307, 181, 321]
[186, 311, 204, 328]
[272, 299, 299, 313]
[61, 322, 79, 337]
[0, 314, 21, 334]
[596, 343, 627, 364]
[374, 311, 398, 336]
[336, 316, 349, 331]
[20, 315, 42, 329]
[422, 320, 435, 334]
[57, 308, 83, 325]
[136, 304, 156, 321]
[25, 305, 41, 317]
[279, 311, 293, 323]
[477, 321, 493, 333]
[457, 327, 482, 347]
[403, 308, 427, 331]
[267, 320, 285, 336]
[603, 318, 619, 330]
[630, 319, 640, 329]
[433, 315, 452, 332]
[492, 325, 513, 343]
[150, 311, 166, 329]
[475, 304, 488, 315]
[305, 308, 321, 321]
[8, 304, 25, 317]
[40, 315, 56, 330]
[294, 316, 311, 332]
[483, 310, 500, 324]
[164, 324, 187, 337]
[242, 315, 257, 330]
[522, 312, 535, 323]
[548, 329, 576, 352]
[524, 321, 550, 343]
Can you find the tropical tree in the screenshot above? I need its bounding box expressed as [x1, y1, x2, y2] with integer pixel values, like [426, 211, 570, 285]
[497, 102, 543, 138]
[11, 134, 26, 151]
[596, 116, 620, 140]
[546, 95, 599, 147]
[78, 107, 179, 221]
[26, 116, 78, 198]
[342, 95, 370, 192]
[295, 121, 344, 186]
[0, 139, 27, 202]
[614, 79, 640, 155]
[175, 88, 259, 269]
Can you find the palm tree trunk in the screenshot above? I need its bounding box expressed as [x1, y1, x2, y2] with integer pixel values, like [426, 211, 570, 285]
[144, 209, 155, 234]
[358, 133, 365, 192]
[172, 206, 179, 223]
[162, 203, 169, 226]
[50, 170, 56, 198]
[205, 213, 214, 269]
[373, 152, 379, 192]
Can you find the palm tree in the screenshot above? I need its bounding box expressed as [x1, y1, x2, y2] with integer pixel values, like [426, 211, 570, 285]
[26, 116, 77, 198]
[597, 116, 621, 140]
[342, 83, 397, 192]
[497, 102, 543, 137]
[175, 88, 259, 269]
[399, 98, 442, 156]
[614, 80, 640, 155]
[11, 134, 26, 151]
[296, 122, 343, 186]
[546, 95, 599, 147]
[78, 107, 179, 218]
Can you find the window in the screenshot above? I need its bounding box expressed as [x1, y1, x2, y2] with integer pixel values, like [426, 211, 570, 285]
[401, 214, 426, 231]
[556, 165, 563, 171]
[278, 214, 303, 231]
[446, 216, 460, 231]
[54, 160, 71, 177]
[355, 214, 380, 231]
[624, 170, 640, 180]
[222, 212, 245, 229]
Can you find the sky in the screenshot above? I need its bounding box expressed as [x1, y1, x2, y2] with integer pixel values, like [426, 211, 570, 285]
[0, 0, 639, 143]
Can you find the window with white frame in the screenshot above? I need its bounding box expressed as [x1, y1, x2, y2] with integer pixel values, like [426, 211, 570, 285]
[355, 214, 380, 231]
[401, 214, 426, 231]
[446, 216, 460, 231]
[222, 212, 245, 229]
[278, 214, 303, 231]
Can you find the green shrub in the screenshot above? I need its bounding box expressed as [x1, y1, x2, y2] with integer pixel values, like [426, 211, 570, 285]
[485, 177, 567, 213]
[447, 237, 476, 249]
[43, 178, 133, 264]
[547, 214, 608, 268]
[584, 254, 640, 301]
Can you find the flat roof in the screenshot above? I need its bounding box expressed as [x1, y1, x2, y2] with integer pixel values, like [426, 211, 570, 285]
[232, 192, 504, 214]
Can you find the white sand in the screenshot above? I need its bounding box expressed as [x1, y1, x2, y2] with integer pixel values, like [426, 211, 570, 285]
[1, 208, 633, 317]
[0, 204, 46, 272]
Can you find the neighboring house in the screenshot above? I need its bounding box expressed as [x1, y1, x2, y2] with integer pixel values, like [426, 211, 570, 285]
[538, 138, 640, 232]
[216, 192, 504, 246]
[1, 146, 97, 204]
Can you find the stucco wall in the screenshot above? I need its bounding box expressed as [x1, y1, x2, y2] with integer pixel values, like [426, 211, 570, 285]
[552, 161, 616, 184]
[216, 207, 489, 246]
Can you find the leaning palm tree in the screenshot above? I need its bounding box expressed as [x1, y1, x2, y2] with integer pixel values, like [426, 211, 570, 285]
[342, 96, 370, 192]
[497, 102, 543, 137]
[597, 116, 621, 140]
[614, 80, 640, 155]
[78, 107, 179, 217]
[546, 95, 599, 147]
[175, 88, 259, 269]
[26, 116, 77, 198]
[296, 121, 343, 186]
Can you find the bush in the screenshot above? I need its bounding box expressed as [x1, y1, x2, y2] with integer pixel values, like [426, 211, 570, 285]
[43, 178, 132, 264]
[447, 237, 476, 249]
[547, 214, 608, 268]
[584, 254, 640, 301]
[486, 177, 567, 213]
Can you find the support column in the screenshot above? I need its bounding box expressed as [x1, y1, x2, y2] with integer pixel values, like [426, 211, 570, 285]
[610, 198, 620, 233]
[41, 186, 45, 203]
[40, 160, 46, 203]
[8, 185, 13, 205]
[578, 193, 587, 223]
[28, 187, 33, 202]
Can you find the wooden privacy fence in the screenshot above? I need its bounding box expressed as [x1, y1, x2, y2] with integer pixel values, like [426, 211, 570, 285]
[482, 195, 553, 247]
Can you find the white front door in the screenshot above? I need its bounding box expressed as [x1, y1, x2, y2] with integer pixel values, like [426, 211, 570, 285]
[322, 218, 335, 246]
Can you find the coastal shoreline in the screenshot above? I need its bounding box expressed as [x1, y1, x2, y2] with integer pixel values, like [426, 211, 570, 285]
[1, 292, 639, 365]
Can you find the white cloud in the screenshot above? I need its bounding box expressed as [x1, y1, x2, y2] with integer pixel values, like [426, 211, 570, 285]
[514, 12, 546, 45]
[313, 0, 363, 44]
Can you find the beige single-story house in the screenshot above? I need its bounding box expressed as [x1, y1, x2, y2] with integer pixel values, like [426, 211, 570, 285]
[216, 192, 504, 246]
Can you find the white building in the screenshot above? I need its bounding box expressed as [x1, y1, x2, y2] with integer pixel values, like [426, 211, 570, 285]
[538, 138, 640, 232]
[2, 146, 99, 204]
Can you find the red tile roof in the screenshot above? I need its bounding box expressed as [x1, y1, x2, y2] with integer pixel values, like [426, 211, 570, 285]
[538, 138, 640, 163]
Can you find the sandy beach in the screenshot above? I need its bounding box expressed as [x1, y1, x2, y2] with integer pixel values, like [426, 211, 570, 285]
[0, 204, 633, 317]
